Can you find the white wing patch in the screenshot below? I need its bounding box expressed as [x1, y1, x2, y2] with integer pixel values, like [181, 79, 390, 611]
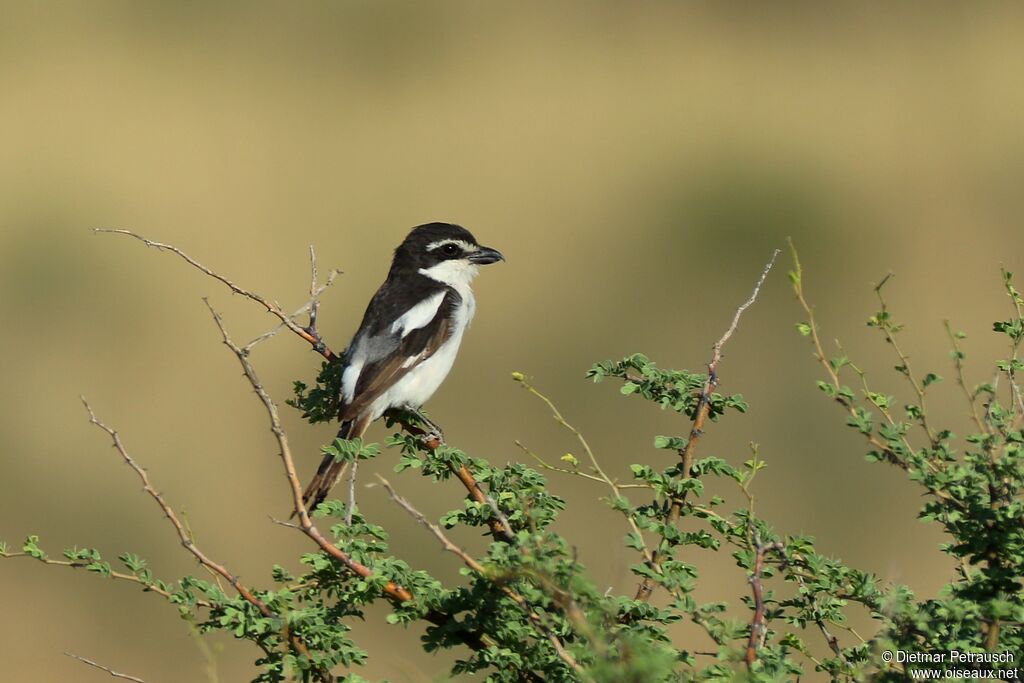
[390, 290, 447, 338]
[340, 359, 364, 404]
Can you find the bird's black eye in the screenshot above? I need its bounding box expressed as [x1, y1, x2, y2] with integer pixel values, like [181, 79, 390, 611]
[441, 243, 460, 257]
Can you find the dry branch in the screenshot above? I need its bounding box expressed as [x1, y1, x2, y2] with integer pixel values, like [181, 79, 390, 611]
[65, 653, 148, 683]
[96, 229, 341, 361]
[744, 540, 785, 670]
[634, 249, 780, 603]
[79, 398, 327, 681]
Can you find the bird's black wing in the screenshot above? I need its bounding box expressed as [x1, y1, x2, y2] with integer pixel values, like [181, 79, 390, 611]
[339, 287, 459, 422]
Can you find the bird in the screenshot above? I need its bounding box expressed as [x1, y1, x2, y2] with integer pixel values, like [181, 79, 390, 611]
[301, 222, 504, 512]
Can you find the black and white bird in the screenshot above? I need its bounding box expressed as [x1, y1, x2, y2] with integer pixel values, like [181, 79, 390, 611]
[302, 222, 504, 510]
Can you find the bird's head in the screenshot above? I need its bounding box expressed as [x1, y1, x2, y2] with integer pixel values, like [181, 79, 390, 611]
[393, 222, 504, 288]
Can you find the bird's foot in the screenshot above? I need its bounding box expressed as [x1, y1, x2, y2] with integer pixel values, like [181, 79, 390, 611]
[384, 407, 445, 446]
[410, 408, 445, 446]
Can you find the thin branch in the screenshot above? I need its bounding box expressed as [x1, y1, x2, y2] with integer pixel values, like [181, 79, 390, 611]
[0, 551, 192, 604]
[81, 399, 275, 614]
[389, 412, 515, 542]
[95, 229, 341, 361]
[835, 341, 932, 469]
[65, 653, 147, 683]
[788, 240, 965, 510]
[513, 386, 655, 568]
[309, 245, 323, 338]
[785, 551, 851, 669]
[943, 321, 987, 435]
[871, 274, 938, 446]
[634, 248, 780, 603]
[744, 540, 785, 670]
[345, 459, 358, 526]
[79, 398, 325, 681]
[1000, 268, 1024, 428]
[375, 475, 586, 679]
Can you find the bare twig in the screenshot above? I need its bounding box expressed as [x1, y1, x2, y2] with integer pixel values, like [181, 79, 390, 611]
[65, 653, 147, 682]
[308, 245, 325, 340]
[96, 229, 341, 361]
[634, 248, 780, 603]
[744, 540, 785, 670]
[81, 398, 275, 615]
[345, 459, 358, 526]
[375, 475, 586, 678]
[79, 398, 325, 681]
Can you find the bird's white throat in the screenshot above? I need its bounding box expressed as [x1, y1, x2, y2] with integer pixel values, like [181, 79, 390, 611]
[419, 260, 479, 302]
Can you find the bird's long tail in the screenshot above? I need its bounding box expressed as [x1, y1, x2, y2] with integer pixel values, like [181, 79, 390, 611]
[299, 416, 370, 516]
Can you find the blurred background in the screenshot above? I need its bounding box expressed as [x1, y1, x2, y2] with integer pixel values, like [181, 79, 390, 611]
[2, 2, 1023, 681]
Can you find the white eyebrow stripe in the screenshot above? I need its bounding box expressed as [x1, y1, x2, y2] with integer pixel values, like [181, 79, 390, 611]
[426, 239, 478, 252]
[391, 290, 447, 338]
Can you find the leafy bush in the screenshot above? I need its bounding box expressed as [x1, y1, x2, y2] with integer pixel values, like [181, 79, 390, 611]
[3, 237, 1021, 682]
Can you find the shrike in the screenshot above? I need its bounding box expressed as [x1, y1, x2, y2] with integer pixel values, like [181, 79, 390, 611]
[302, 222, 504, 511]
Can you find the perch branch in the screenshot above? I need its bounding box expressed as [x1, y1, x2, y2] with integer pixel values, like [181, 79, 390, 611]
[388, 413, 515, 542]
[205, 302, 542, 679]
[375, 475, 585, 678]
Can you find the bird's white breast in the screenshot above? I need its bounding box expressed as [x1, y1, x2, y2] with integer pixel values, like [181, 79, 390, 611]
[369, 289, 475, 419]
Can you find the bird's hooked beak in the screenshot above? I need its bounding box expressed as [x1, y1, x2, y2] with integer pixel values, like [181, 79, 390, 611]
[468, 245, 505, 265]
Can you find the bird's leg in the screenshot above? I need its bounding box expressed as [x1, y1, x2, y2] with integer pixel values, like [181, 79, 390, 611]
[411, 408, 445, 444]
[385, 406, 445, 445]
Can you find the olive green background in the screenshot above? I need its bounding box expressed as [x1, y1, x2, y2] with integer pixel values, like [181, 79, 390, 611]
[2, 3, 1023, 681]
